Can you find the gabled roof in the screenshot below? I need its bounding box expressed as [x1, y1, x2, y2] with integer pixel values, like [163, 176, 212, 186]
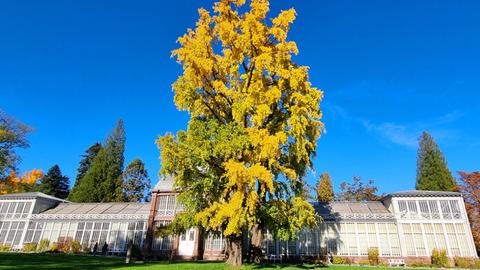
[0, 192, 68, 203]
[384, 190, 462, 198]
[39, 202, 150, 215]
[153, 175, 174, 192]
[314, 201, 390, 216]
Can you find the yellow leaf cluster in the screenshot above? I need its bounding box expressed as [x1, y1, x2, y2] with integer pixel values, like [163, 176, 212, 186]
[196, 160, 274, 236]
[0, 169, 43, 195]
[165, 0, 325, 238]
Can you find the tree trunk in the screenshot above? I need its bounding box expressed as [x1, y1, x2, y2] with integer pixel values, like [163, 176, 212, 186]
[225, 236, 243, 267]
[196, 227, 205, 260]
[249, 223, 263, 264]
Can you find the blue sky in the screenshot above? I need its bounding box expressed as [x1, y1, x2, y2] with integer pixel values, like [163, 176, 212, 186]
[1, 0, 479, 194]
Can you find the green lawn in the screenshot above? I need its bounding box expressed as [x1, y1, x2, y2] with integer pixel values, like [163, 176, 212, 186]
[0, 252, 409, 270]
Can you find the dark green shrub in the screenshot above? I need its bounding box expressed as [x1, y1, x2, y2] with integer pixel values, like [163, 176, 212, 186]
[431, 248, 449, 268]
[367, 247, 379, 266]
[22, 243, 37, 252]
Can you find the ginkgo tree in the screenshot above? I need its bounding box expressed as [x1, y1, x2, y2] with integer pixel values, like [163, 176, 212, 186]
[157, 0, 324, 266]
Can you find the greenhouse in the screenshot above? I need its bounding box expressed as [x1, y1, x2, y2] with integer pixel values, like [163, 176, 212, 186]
[0, 179, 477, 263]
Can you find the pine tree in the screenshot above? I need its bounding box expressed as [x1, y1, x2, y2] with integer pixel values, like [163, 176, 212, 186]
[68, 120, 126, 202]
[416, 131, 455, 191]
[37, 165, 70, 199]
[73, 142, 102, 188]
[316, 172, 334, 203]
[122, 159, 151, 202]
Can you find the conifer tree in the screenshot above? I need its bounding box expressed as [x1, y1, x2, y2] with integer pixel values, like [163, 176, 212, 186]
[72, 142, 102, 188]
[122, 159, 151, 202]
[37, 165, 70, 199]
[69, 120, 126, 202]
[416, 131, 455, 191]
[157, 0, 323, 265]
[316, 172, 334, 203]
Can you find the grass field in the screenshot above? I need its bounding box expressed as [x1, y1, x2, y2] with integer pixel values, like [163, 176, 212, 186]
[0, 252, 419, 270]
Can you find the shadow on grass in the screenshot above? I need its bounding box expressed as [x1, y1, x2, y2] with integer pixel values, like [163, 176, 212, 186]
[0, 253, 330, 270]
[249, 263, 327, 269]
[0, 252, 125, 270]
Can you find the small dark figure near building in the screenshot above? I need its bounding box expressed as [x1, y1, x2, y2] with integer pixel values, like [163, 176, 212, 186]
[92, 242, 98, 256]
[102, 242, 108, 255]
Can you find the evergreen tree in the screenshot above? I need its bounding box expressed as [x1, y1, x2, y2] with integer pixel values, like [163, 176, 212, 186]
[37, 165, 70, 199]
[122, 159, 151, 202]
[68, 120, 126, 202]
[73, 142, 102, 188]
[416, 131, 455, 191]
[316, 172, 334, 203]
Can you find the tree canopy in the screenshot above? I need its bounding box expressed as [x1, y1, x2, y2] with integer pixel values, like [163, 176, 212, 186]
[68, 120, 126, 202]
[37, 165, 70, 199]
[457, 170, 480, 255]
[72, 142, 102, 189]
[316, 172, 334, 203]
[122, 158, 151, 202]
[416, 131, 455, 191]
[337, 176, 380, 202]
[157, 0, 323, 266]
[0, 109, 32, 181]
[0, 169, 43, 195]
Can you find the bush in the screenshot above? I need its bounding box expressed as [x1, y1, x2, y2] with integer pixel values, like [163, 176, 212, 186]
[71, 240, 81, 253]
[49, 242, 59, 252]
[0, 244, 11, 252]
[454, 257, 480, 269]
[22, 243, 37, 252]
[431, 248, 449, 268]
[332, 256, 348, 265]
[59, 240, 71, 253]
[38, 239, 50, 252]
[368, 247, 379, 266]
[409, 260, 432, 268]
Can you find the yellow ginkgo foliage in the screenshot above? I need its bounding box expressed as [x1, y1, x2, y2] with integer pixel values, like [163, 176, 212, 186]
[0, 169, 43, 195]
[158, 0, 323, 266]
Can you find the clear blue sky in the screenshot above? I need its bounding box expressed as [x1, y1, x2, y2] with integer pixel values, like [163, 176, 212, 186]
[1, 0, 479, 194]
